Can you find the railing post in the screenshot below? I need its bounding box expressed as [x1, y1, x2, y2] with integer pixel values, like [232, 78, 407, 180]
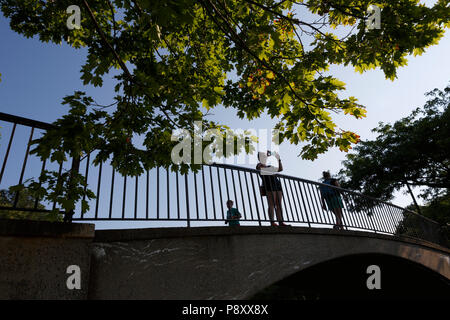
[185, 174, 190, 227]
[64, 155, 80, 223]
[13, 127, 34, 208]
[0, 123, 16, 184]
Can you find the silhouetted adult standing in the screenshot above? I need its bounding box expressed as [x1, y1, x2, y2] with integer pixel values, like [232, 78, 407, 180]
[257, 151, 288, 226]
[320, 171, 344, 230]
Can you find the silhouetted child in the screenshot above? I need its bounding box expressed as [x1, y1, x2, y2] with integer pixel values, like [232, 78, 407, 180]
[225, 200, 241, 226]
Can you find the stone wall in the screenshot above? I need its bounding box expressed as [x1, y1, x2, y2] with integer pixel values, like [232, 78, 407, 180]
[0, 219, 94, 299]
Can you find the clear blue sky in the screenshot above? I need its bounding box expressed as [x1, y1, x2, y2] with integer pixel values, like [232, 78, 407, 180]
[0, 3, 449, 228]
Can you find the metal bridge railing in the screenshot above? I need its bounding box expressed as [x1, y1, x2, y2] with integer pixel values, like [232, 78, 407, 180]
[0, 112, 444, 245]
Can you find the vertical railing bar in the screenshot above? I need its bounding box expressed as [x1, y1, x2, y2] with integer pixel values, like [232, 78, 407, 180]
[364, 197, 378, 233]
[340, 190, 355, 230]
[63, 154, 81, 222]
[346, 193, 363, 230]
[355, 194, 372, 231]
[332, 188, 351, 229]
[243, 171, 253, 221]
[266, 172, 278, 224]
[237, 170, 247, 220]
[379, 203, 391, 233]
[358, 196, 375, 231]
[176, 171, 180, 220]
[275, 177, 288, 222]
[287, 179, 301, 223]
[52, 162, 63, 211]
[370, 199, 384, 232]
[94, 161, 103, 219]
[372, 202, 387, 233]
[341, 192, 354, 228]
[250, 173, 262, 226]
[316, 183, 334, 226]
[166, 169, 170, 219]
[230, 169, 239, 211]
[280, 178, 293, 222]
[403, 210, 420, 238]
[134, 175, 138, 219]
[65, 154, 81, 222]
[257, 175, 267, 223]
[401, 208, 415, 237]
[209, 166, 217, 220]
[364, 197, 379, 232]
[380, 203, 395, 234]
[289, 178, 300, 223]
[348, 194, 367, 230]
[398, 207, 408, 236]
[13, 127, 34, 208]
[294, 180, 309, 226]
[0, 123, 16, 184]
[301, 182, 316, 225]
[193, 171, 199, 221]
[308, 184, 328, 224]
[108, 168, 115, 219]
[201, 166, 208, 220]
[351, 194, 365, 229]
[352, 195, 372, 231]
[386, 204, 399, 234]
[305, 182, 321, 225]
[353, 193, 367, 230]
[392, 207, 400, 235]
[390, 206, 400, 234]
[81, 153, 90, 219]
[122, 175, 127, 219]
[398, 208, 407, 234]
[216, 167, 224, 221]
[223, 168, 231, 204]
[381, 203, 393, 233]
[185, 174, 190, 227]
[293, 180, 307, 225]
[292, 180, 311, 227]
[382, 203, 396, 234]
[156, 167, 159, 219]
[325, 189, 347, 227]
[146, 169, 149, 220]
[33, 158, 47, 210]
[393, 206, 403, 235]
[313, 184, 332, 226]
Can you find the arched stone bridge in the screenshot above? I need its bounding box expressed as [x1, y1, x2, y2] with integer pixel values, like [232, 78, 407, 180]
[1, 220, 448, 299]
[89, 226, 450, 299]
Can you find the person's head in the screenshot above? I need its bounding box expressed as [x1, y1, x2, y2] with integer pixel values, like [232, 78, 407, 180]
[257, 151, 268, 165]
[226, 200, 234, 209]
[322, 171, 331, 180]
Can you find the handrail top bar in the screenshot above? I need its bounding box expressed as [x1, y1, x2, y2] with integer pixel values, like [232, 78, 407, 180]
[0, 112, 55, 130]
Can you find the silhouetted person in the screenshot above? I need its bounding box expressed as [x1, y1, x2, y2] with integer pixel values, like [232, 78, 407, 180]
[225, 200, 241, 226]
[319, 171, 344, 230]
[257, 151, 288, 226]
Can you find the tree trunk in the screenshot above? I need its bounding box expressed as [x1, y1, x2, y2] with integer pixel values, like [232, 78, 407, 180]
[405, 181, 422, 214]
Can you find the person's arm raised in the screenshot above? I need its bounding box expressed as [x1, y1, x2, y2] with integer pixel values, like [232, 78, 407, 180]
[274, 152, 283, 172]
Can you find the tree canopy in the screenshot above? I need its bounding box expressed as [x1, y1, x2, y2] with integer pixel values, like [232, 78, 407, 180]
[1, 0, 449, 215]
[339, 83, 450, 202]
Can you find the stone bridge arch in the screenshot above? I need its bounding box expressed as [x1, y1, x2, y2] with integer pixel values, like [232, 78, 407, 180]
[89, 227, 450, 299]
